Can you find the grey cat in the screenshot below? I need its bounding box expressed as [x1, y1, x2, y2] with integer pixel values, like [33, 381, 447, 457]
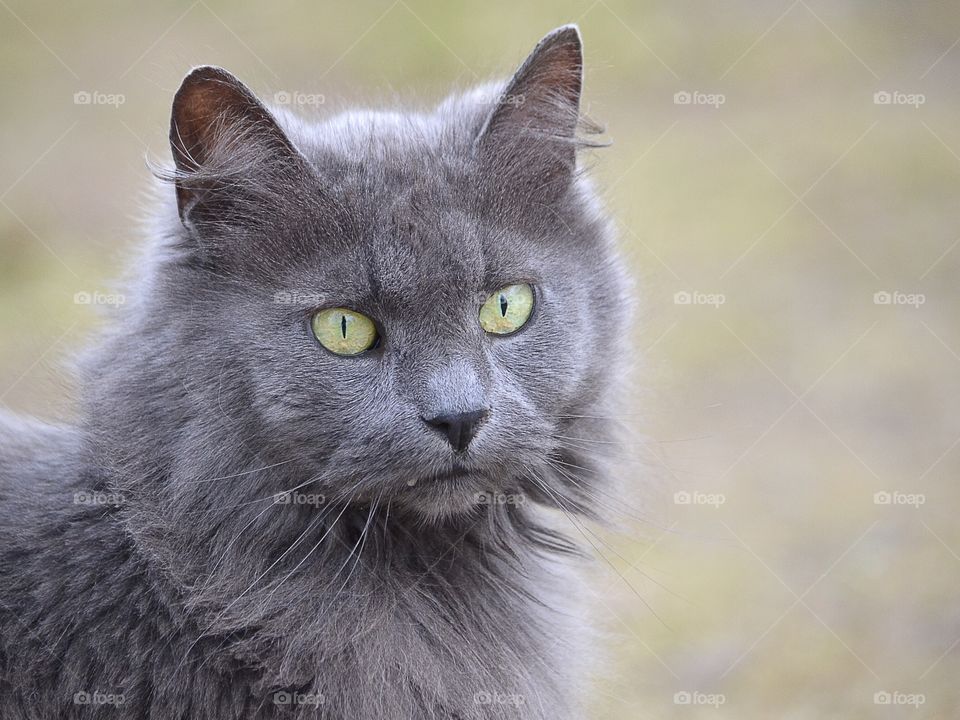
[0, 25, 631, 720]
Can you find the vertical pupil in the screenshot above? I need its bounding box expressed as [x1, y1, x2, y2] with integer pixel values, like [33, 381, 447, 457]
[499, 294, 508, 317]
[340, 315, 348, 339]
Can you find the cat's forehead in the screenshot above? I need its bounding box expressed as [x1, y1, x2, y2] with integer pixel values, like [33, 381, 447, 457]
[298, 175, 530, 313]
[285, 108, 542, 308]
[355, 184, 487, 306]
[298, 112, 491, 294]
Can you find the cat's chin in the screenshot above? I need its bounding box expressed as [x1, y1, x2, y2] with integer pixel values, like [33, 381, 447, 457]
[392, 474, 499, 524]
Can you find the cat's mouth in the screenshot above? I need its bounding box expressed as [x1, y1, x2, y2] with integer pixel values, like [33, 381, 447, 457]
[344, 464, 478, 509]
[405, 463, 472, 486]
[348, 461, 524, 522]
[392, 463, 505, 521]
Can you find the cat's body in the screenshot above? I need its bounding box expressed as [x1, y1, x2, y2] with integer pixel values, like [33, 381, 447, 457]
[0, 26, 631, 719]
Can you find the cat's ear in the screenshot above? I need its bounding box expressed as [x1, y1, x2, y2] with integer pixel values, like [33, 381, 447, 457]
[169, 66, 305, 225]
[475, 25, 584, 198]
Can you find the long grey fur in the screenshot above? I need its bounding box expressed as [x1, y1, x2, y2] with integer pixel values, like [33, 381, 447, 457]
[0, 25, 633, 720]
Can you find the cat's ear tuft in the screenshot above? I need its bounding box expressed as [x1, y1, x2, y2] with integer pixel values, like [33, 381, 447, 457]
[475, 25, 586, 198]
[169, 66, 302, 224]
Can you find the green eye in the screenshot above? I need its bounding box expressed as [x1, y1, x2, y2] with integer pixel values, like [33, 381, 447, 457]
[311, 308, 378, 356]
[479, 283, 534, 335]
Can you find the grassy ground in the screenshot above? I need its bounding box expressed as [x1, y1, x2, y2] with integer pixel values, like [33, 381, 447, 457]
[2, 1, 959, 717]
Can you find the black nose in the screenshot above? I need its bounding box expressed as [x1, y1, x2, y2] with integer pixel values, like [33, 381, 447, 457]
[424, 409, 489, 452]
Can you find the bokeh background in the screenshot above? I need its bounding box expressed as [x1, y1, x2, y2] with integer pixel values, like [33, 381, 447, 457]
[2, 0, 959, 717]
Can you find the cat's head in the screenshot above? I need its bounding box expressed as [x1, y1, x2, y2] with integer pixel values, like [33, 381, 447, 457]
[142, 25, 630, 523]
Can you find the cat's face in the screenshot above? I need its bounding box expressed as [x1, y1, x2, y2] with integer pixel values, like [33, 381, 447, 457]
[162, 27, 628, 521]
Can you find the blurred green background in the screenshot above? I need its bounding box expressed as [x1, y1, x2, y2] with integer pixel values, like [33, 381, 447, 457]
[2, 0, 959, 717]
